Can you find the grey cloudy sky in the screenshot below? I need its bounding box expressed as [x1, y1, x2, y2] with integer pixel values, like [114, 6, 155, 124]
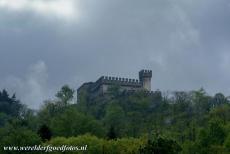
[0, 0, 230, 109]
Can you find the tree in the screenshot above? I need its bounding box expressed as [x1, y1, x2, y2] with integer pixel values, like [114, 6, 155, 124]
[37, 124, 52, 142]
[107, 84, 121, 98]
[37, 100, 59, 126]
[207, 120, 226, 145]
[197, 119, 226, 153]
[50, 107, 105, 137]
[0, 122, 42, 154]
[224, 134, 230, 152]
[209, 104, 230, 124]
[0, 89, 23, 117]
[56, 85, 75, 105]
[211, 93, 228, 108]
[191, 88, 211, 123]
[139, 134, 182, 154]
[0, 112, 8, 127]
[47, 134, 144, 154]
[104, 102, 126, 138]
[107, 125, 117, 140]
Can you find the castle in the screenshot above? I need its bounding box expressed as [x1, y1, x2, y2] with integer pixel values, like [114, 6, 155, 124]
[77, 70, 152, 98]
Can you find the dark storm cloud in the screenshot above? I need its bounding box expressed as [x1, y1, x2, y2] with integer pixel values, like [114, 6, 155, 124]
[0, 0, 230, 108]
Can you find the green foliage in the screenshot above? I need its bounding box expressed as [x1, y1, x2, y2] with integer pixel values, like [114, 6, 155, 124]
[224, 134, 230, 152]
[0, 122, 42, 154]
[104, 102, 126, 138]
[107, 84, 121, 98]
[211, 93, 228, 107]
[209, 104, 230, 124]
[37, 100, 62, 125]
[0, 89, 23, 117]
[181, 141, 198, 154]
[20, 107, 39, 131]
[1, 87, 230, 153]
[50, 107, 105, 138]
[191, 88, 211, 117]
[107, 126, 117, 140]
[47, 134, 144, 154]
[198, 119, 226, 146]
[0, 112, 8, 127]
[139, 134, 182, 154]
[1, 127, 41, 146]
[37, 124, 52, 142]
[105, 137, 144, 154]
[47, 135, 104, 154]
[56, 85, 75, 105]
[192, 119, 228, 154]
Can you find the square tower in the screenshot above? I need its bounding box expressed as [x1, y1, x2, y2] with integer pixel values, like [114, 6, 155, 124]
[139, 70, 152, 91]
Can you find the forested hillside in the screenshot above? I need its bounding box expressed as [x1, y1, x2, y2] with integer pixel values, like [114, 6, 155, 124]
[0, 86, 230, 154]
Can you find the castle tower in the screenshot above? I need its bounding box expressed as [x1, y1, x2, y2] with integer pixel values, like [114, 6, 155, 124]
[139, 70, 152, 91]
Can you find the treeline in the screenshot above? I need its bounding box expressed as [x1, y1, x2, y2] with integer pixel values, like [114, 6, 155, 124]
[0, 86, 230, 153]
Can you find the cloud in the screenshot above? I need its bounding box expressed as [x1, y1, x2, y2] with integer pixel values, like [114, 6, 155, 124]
[0, 0, 77, 20]
[1, 0, 230, 109]
[1, 61, 54, 109]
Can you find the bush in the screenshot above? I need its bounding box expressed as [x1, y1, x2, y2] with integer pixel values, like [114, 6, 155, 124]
[47, 134, 144, 154]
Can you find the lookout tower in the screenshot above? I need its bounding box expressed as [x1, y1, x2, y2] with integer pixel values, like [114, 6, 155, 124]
[139, 70, 152, 91]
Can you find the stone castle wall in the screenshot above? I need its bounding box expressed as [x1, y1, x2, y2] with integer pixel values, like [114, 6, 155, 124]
[77, 70, 152, 98]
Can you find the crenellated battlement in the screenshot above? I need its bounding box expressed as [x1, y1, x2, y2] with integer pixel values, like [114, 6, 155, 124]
[139, 70, 152, 78]
[78, 69, 153, 99]
[96, 76, 141, 85]
[122, 89, 158, 95]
